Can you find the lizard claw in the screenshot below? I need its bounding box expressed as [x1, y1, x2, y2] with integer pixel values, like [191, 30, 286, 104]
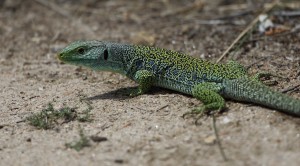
[182, 107, 207, 125]
[126, 88, 143, 97]
[182, 107, 223, 125]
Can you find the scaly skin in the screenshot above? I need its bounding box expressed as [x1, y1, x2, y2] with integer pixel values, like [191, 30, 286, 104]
[58, 40, 300, 116]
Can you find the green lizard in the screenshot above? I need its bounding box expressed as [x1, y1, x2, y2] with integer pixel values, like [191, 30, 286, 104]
[58, 40, 300, 117]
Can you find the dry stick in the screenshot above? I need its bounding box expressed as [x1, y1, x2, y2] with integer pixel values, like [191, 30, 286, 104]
[273, 10, 300, 17]
[156, 104, 169, 111]
[33, 0, 70, 17]
[218, 3, 250, 12]
[216, 1, 279, 63]
[281, 84, 300, 93]
[281, 2, 300, 9]
[34, 0, 95, 36]
[161, 0, 204, 17]
[212, 114, 227, 161]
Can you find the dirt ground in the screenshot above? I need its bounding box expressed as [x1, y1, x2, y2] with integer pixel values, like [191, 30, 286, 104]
[1, 0, 300, 166]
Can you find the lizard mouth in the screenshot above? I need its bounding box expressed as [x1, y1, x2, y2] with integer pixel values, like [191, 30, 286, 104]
[57, 53, 80, 63]
[57, 54, 96, 66]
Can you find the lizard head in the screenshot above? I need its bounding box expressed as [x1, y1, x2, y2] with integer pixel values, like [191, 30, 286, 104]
[58, 40, 106, 66]
[57, 40, 126, 74]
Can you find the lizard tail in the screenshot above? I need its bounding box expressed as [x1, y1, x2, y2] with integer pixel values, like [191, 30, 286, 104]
[222, 77, 300, 116]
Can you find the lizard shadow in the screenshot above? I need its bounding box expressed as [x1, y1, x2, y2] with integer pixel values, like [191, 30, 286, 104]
[86, 86, 171, 101]
[86, 87, 300, 120]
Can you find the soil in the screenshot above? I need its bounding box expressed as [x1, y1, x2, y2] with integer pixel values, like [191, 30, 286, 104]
[1, 0, 300, 166]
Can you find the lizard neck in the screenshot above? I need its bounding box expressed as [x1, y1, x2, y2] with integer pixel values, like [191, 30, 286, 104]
[97, 42, 136, 76]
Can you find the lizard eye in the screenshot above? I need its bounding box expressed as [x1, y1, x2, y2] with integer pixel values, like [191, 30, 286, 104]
[103, 49, 108, 60]
[77, 47, 85, 55]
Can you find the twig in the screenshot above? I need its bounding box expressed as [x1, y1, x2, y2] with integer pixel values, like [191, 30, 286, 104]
[212, 114, 227, 161]
[195, 19, 245, 26]
[0, 124, 10, 128]
[156, 104, 169, 111]
[217, 0, 280, 63]
[281, 84, 300, 93]
[245, 57, 268, 70]
[34, 0, 95, 36]
[33, 0, 70, 17]
[218, 3, 250, 12]
[216, 10, 253, 20]
[273, 10, 300, 17]
[281, 2, 300, 9]
[161, 0, 204, 17]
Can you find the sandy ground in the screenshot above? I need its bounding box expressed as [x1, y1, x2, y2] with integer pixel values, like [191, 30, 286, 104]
[1, 0, 300, 166]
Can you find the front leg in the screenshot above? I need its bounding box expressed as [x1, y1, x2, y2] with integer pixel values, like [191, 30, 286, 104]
[130, 70, 155, 97]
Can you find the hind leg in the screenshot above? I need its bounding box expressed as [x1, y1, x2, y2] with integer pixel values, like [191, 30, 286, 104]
[183, 82, 225, 122]
[252, 72, 286, 85]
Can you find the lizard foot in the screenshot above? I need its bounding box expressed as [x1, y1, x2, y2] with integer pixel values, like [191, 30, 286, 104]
[193, 107, 222, 125]
[182, 107, 210, 125]
[253, 72, 288, 85]
[182, 107, 223, 125]
[192, 107, 208, 125]
[128, 89, 143, 97]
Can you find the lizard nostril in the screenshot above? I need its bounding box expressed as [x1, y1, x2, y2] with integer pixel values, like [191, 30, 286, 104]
[57, 53, 64, 60]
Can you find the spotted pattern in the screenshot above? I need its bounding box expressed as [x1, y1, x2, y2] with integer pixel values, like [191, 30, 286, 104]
[125, 45, 247, 94]
[223, 77, 300, 116]
[59, 41, 300, 116]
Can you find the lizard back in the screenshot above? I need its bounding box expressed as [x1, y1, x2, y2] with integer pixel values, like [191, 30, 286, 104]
[124, 45, 247, 94]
